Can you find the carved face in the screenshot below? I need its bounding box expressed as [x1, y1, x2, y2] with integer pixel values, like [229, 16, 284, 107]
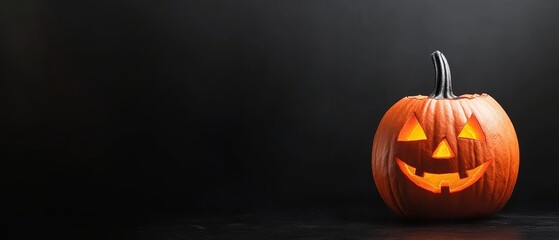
[396, 113, 491, 194]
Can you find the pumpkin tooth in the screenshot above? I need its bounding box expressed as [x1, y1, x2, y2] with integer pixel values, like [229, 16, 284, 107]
[440, 181, 450, 194]
[459, 171, 468, 179]
[415, 169, 425, 177]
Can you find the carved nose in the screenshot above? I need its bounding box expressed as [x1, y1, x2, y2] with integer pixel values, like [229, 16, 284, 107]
[432, 138, 455, 159]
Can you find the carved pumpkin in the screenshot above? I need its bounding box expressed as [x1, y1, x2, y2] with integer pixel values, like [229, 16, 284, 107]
[372, 51, 519, 219]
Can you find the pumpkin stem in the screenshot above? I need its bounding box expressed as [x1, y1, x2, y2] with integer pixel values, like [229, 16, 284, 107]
[429, 51, 457, 99]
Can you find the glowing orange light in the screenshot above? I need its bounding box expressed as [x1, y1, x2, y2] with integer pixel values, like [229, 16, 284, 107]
[398, 114, 427, 141]
[432, 138, 455, 159]
[396, 158, 492, 193]
[458, 115, 486, 141]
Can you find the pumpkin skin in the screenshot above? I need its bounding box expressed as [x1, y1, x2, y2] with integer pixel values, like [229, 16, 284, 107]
[372, 51, 519, 219]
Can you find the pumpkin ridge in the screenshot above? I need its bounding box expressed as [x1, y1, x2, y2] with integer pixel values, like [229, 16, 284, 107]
[487, 97, 518, 213]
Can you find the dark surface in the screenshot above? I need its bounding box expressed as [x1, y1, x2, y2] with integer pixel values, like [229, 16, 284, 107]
[136, 207, 558, 240]
[13, 204, 557, 239]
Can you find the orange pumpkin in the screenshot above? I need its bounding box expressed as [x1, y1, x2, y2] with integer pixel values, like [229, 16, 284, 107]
[372, 51, 519, 219]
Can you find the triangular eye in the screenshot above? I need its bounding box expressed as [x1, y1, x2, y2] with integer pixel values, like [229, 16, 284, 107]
[458, 115, 486, 141]
[398, 114, 427, 141]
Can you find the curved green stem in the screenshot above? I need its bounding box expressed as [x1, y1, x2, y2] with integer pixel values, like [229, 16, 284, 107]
[429, 51, 457, 99]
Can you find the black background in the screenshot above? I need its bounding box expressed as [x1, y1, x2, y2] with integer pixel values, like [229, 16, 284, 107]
[2, 0, 559, 233]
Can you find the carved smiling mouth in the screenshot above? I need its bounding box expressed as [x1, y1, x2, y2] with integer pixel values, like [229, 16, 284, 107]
[396, 158, 492, 194]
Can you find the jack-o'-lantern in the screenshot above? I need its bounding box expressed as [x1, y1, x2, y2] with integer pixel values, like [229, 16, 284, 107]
[371, 51, 519, 219]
